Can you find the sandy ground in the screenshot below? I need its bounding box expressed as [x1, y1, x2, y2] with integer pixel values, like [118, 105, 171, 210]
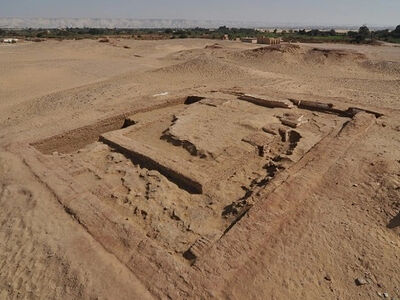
[0, 38, 400, 299]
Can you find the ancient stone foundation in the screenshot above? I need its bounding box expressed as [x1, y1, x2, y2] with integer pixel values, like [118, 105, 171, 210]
[13, 93, 379, 298]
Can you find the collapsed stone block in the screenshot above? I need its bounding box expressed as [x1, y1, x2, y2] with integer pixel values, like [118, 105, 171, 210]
[279, 112, 308, 128]
[238, 94, 294, 109]
[289, 98, 334, 112]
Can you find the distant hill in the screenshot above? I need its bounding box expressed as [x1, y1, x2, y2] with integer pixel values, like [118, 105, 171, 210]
[0, 18, 265, 29]
[0, 18, 394, 30]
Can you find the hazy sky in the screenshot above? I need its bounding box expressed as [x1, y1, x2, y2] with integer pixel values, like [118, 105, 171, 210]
[1, 0, 399, 26]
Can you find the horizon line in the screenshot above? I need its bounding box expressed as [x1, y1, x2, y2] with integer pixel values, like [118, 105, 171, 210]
[0, 17, 397, 29]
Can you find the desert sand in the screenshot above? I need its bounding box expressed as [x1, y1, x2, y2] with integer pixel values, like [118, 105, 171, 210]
[0, 38, 400, 299]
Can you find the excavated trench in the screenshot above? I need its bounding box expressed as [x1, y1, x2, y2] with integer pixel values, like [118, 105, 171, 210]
[31, 97, 188, 154]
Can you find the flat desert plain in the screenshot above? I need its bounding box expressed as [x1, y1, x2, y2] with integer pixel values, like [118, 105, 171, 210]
[0, 38, 400, 299]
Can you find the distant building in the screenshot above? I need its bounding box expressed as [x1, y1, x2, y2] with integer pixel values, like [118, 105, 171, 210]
[2, 38, 18, 44]
[222, 34, 229, 40]
[241, 37, 257, 44]
[257, 37, 281, 45]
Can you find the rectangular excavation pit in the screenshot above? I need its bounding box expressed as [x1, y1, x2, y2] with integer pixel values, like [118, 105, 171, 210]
[15, 110, 376, 298]
[24, 96, 352, 266]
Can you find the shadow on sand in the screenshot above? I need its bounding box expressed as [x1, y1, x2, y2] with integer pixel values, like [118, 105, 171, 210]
[387, 211, 400, 229]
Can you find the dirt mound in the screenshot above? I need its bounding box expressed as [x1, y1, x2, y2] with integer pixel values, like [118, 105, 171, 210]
[304, 48, 367, 64]
[253, 44, 300, 54]
[236, 44, 366, 65]
[165, 44, 229, 62]
[231, 44, 370, 75]
[155, 55, 247, 79]
[361, 60, 400, 75]
[238, 44, 301, 59]
[167, 43, 394, 79]
[229, 44, 308, 72]
[205, 43, 224, 49]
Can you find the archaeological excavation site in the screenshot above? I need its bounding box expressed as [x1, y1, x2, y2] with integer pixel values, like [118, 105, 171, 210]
[8, 91, 386, 298]
[1, 38, 400, 299]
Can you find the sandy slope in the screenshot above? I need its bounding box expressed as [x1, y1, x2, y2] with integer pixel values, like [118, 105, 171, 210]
[0, 38, 399, 299]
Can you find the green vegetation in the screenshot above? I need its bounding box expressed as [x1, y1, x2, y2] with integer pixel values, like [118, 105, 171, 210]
[1, 25, 399, 44]
[373, 25, 400, 43]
